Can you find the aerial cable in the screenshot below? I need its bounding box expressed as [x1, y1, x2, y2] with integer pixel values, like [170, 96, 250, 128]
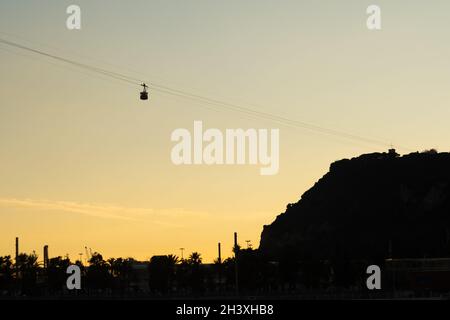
[0, 37, 412, 151]
[0, 38, 140, 85]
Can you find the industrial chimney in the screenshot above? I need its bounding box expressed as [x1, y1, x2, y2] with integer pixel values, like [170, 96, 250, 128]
[15, 237, 19, 264]
[43, 245, 49, 269]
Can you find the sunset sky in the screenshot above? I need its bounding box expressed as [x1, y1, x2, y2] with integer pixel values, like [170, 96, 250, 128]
[1, 0, 450, 262]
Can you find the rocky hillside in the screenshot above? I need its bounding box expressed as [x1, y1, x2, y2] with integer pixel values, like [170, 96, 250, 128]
[259, 150, 450, 261]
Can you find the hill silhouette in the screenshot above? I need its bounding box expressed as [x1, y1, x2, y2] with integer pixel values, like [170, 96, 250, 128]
[259, 150, 450, 262]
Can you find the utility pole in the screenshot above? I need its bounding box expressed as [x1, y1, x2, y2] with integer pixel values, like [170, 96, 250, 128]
[234, 232, 239, 296]
[15, 237, 19, 267]
[218, 242, 222, 292]
[15, 237, 19, 280]
[85, 246, 90, 265]
[14, 237, 19, 295]
[180, 248, 185, 260]
[43, 245, 49, 269]
[218, 242, 222, 264]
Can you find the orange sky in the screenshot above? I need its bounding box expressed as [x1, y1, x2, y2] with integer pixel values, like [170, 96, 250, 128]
[1, 1, 450, 262]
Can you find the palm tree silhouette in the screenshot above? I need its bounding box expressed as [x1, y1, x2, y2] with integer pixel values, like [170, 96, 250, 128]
[107, 257, 136, 294]
[0, 256, 13, 295]
[16, 253, 39, 295]
[187, 252, 202, 265]
[86, 252, 112, 293]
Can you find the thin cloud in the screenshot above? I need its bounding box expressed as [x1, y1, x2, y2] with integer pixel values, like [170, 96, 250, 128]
[0, 198, 213, 224]
[0, 198, 139, 221]
[0, 198, 269, 227]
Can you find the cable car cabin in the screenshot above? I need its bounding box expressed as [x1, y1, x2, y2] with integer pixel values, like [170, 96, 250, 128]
[140, 83, 149, 100]
[140, 91, 148, 100]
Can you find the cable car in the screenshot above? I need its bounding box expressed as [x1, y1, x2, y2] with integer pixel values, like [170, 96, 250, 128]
[140, 83, 149, 100]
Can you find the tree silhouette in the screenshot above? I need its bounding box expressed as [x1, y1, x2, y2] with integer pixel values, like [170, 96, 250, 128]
[47, 256, 71, 294]
[16, 253, 39, 295]
[0, 256, 13, 296]
[148, 255, 179, 295]
[187, 252, 202, 265]
[187, 252, 204, 294]
[167, 254, 179, 266]
[86, 252, 112, 293]
[107, 257, 136, 294]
